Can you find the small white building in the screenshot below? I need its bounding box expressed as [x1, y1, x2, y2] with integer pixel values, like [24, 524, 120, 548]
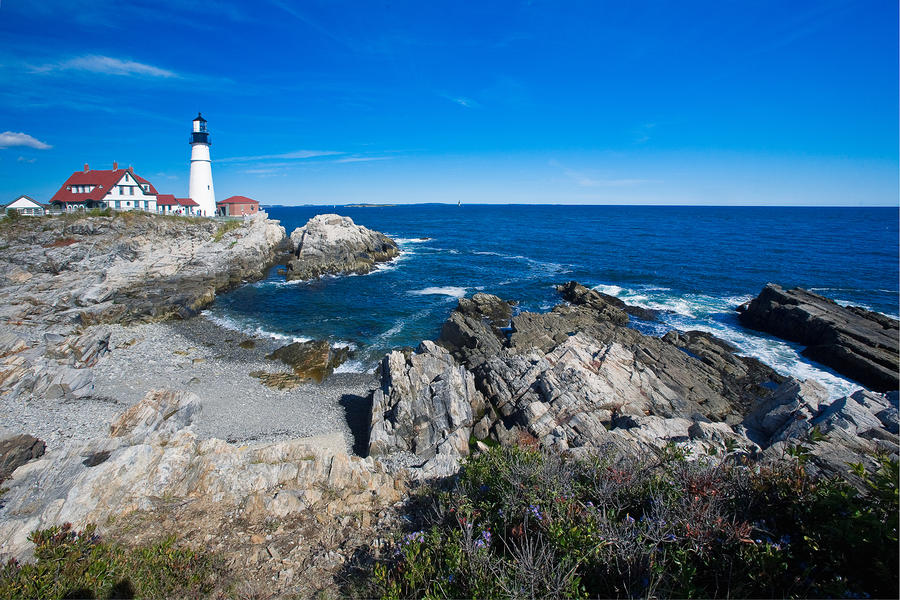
[4, 195, 46, 216]
[49, 163, 159, 213]
[156, 194, 200, 216]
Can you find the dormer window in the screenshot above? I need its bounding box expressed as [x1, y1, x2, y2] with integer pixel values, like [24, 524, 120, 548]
[67, 186, 71, 190]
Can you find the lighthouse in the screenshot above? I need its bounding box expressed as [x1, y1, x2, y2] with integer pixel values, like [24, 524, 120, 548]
[188, 113, 215, 217]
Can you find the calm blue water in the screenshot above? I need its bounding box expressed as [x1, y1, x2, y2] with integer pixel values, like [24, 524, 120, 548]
[205, 205, 898, 397]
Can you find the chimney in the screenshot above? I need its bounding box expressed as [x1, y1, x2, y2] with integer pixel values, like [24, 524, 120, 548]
[128, 165, 134, 174]
[84, 163, 89, 172]
[113, 161, 118, 170]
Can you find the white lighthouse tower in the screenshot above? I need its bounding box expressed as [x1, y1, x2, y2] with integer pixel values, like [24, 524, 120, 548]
[188, 113, 216, 217]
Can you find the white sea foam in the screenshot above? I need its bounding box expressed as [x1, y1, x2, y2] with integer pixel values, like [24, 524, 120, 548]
[201, 311, 311, 343]
[409, 286, 467, 298]
[334, 359, 367, 374]
[332, 340, 358, 351]
[368, 249, 412, 274]
[392, 237, 432, 245]
[594, 284, 624, 296]
[589, 284, 861, 399]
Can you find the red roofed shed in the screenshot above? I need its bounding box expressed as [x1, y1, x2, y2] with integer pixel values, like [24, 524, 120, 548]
[216, 195, 259, 217]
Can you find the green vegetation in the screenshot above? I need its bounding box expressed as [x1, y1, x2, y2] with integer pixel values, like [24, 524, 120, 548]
[0, 524, 226, 599]
[214, 219, 242, 242]
[86, 208, 113, 217]
[375, 445, 898, 599]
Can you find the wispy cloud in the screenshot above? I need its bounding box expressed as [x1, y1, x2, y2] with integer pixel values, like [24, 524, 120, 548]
[219, 150, 343, 163]
[17, 156, 37, 163]
[242, 167, 281, 175]
[441, 94, 481, 109]
[30, 55, 180, 78]
[552, 161, 651, 188]
[0, 131, 52, 150]
[634, 122, 656, 144]
[333, 156, 395, 163]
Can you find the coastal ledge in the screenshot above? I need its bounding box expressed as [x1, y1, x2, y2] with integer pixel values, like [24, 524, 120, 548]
[738, 283, 899, 393]
[285, 214, 399, 281]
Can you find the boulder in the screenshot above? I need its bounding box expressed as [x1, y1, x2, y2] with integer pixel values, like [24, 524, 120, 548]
[266, 340, 348, 383]
[738, 284, 898, 392]
[368, 341, 482, 477]
[0, 434, 45, 482]
[285, 214, 399, 281]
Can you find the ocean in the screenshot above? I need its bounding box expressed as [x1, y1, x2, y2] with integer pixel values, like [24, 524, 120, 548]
[204, 205, 898, 398]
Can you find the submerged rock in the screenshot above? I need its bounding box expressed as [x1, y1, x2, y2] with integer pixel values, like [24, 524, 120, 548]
[266, 340, 349, 383]
[738, 283, 898, 392]
[285, 214, 399, 280]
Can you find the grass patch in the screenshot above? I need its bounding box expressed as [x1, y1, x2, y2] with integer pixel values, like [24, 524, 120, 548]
[0, 523, 227, 599]
[374, 445, 898, 599]
[214, 219, 242, 242]
[238, 339, 256, 349]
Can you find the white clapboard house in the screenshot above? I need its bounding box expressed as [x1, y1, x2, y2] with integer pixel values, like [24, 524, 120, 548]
[3, 195, 47, 216]
[50, 162, 160, 213]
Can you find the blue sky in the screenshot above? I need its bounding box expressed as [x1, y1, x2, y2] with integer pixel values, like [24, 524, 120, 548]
[0, 0, 897, 206]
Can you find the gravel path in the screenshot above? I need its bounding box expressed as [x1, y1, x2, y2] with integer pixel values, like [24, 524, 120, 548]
[1, 317, 378, 454]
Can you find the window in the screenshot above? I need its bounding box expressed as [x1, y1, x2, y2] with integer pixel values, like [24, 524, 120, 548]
[129, 187, 134, 195]
[115, 201, 120, 209]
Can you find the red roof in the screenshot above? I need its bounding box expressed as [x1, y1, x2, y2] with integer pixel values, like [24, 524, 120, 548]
[217, 195, 258, 205]
[156, 195, 197, 207]
[50, 168, 159, 204]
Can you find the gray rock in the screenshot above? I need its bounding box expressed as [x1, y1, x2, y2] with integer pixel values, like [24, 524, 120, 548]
[285, 214, 399, 281]
[0, 389, 404, 561]
[0, 434, 45, 482]
[368, 341, 480, 477]
[738, 283, 899, 392]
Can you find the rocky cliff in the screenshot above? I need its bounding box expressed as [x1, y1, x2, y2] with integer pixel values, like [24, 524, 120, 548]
[0, 389, 405, 593]
[369, 282, 898, 480]
[285, 214, 399, 280]
[0, 212, 286, 326]
[739, 283, 899, 392]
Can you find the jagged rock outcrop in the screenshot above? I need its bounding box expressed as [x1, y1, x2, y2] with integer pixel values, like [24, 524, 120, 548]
[0, 212, 285, 326]
[0, 328, 110, 401]
[368, 341, 484, 478]
[285, 214, 399, 280]
[0, 389, 405, 561]
[738, 284, 899, 392]
[373, 284, 898, 479]
[364, 284, 792, 475]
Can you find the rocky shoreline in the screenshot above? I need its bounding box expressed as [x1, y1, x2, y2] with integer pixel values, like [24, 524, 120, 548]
[0, 212, 897, 596]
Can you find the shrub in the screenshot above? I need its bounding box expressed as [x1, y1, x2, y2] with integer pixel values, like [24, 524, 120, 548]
[0, 523, 227, 599]
[375, 445, 898, 599]
[214, 219, 242, 242]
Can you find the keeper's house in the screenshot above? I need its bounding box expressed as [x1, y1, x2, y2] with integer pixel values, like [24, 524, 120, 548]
[3, 195, 47, 216]
[50, 162, 159, 213]
[216, 195, 259, 217]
